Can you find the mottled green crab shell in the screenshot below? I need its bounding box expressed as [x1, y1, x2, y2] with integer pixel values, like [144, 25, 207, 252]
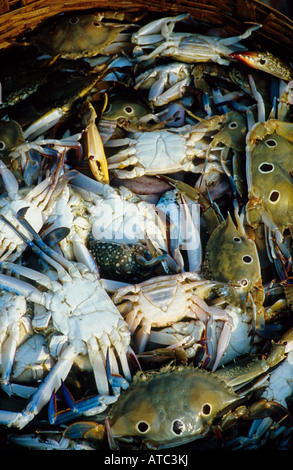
[30, 14, 127, 59]
[109, 366, 239, 447]
[203, 213, 262, 309]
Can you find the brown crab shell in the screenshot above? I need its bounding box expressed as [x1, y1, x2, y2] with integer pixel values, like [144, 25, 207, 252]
[29, 13, 129, 59]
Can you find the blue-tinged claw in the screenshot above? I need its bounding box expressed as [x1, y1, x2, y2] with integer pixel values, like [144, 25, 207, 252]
[106, 349, 129, 395]
[49, 382, 117, 426]
[61, 380, 75, 411]
[201, 92, 212, 117]
[8, 207, 77, 272]
[48, 390, 58, 425]
[42, 227, 70, 247]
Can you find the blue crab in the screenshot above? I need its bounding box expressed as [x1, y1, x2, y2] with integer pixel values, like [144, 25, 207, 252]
[0, 211, 131, 428]
[132, 15, 261, 66]
[41, 327, 293, 450]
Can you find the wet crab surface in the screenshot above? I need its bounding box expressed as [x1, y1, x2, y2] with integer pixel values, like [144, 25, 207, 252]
[0, 8, 292, 451]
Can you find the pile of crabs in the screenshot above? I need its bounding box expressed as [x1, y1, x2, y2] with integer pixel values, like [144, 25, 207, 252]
[0, 9, 293, 450]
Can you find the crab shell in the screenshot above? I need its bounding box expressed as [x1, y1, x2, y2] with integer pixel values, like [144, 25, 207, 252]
[87, 239, 164, 283]
[105, 126, 208, 178]
[209, 110, 248, 152]
[0, 120, 25, 156]
[29, 13, 129, 59]
[109, 366, 240, 448]
[246, 122, 293, 235]
[203, 213, 265, 327]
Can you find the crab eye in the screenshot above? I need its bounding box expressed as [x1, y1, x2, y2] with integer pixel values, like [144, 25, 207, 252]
[258, 162, 275, 173]
[172, 419, 184, 435]
[241, 279, 248, 286]
[69, 17, 79, 24]
[269, 190, 280, 204]
[242, 255, 253, 264]
[258, 162, 274, 173]
[0, 141, 6, 150]
[124, 106, 134, 114]
[265, 139, 277, 148]
[136, 421, 150, 433]
[228, 121, 238, 129]
[202, 403, 212, 415]
[233, 236, 241, 243]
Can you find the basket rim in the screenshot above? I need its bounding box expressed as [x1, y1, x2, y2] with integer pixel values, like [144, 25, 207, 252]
[0, 0, 293, 60]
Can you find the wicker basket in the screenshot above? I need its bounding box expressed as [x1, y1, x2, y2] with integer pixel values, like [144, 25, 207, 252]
[1, 0, 293, 62]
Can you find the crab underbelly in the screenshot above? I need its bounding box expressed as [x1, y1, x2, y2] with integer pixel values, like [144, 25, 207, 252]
[48, 280, 122, 340]
[137, 283, 191, 326]
[135, 132, 187, 173]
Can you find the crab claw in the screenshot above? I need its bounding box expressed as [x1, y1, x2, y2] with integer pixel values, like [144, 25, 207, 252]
[63, 420, 106, 444]
[106, 349, 130, 395]
[230, 51, 292, 82]
[48, 381, 117, 426]
[81, 101, 109, 184]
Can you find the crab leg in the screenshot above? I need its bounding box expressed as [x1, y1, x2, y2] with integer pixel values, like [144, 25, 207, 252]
[0, 213, 73, 280]
[0, 160, 19, 199]
[0, 343, 76, 428]
[23, 108, 63, 141]
[0, 301, 32, 395]
[149, 78, 189, 106]
[48, 381, 117, 426]
[211, 321, 233, 371]
[132, 14, 188, 45]
[248, 74, 266, 122]
[218, 24, 261, 46]
[48, 351, 127, 426]
[179, 193, 201, 272]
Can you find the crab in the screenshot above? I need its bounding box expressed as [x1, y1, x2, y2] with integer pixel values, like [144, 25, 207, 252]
[68, 172, 201, 275]
[0, 160, 72, 262]
[134, 62, 193, 107]
[0, 110, 82, 186]
[0, 211, 132, 429]
[46, 327, 293, 450]
[104, 124, 218, 179]
[112, 271, 234, 371]
[203, 210, 265, 331]
[131, 15, 261, 66]
[181, 109, 249, 197]
[245, 118, 293, 241]
[146, 303, 258, 368]
[26, 12, 135, 60]
[222, 328, 293, 449]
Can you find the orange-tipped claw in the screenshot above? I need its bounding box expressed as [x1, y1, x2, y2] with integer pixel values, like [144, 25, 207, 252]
[81, 100, 109, 184]
[229, 51, 292, 82]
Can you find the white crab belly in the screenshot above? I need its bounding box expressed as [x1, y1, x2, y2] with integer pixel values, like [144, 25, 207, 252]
[133, 130, 188, 173]
[12, 334, 53, 383]
[46, 279, 126, 342]
[134, 281, 190, 327]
